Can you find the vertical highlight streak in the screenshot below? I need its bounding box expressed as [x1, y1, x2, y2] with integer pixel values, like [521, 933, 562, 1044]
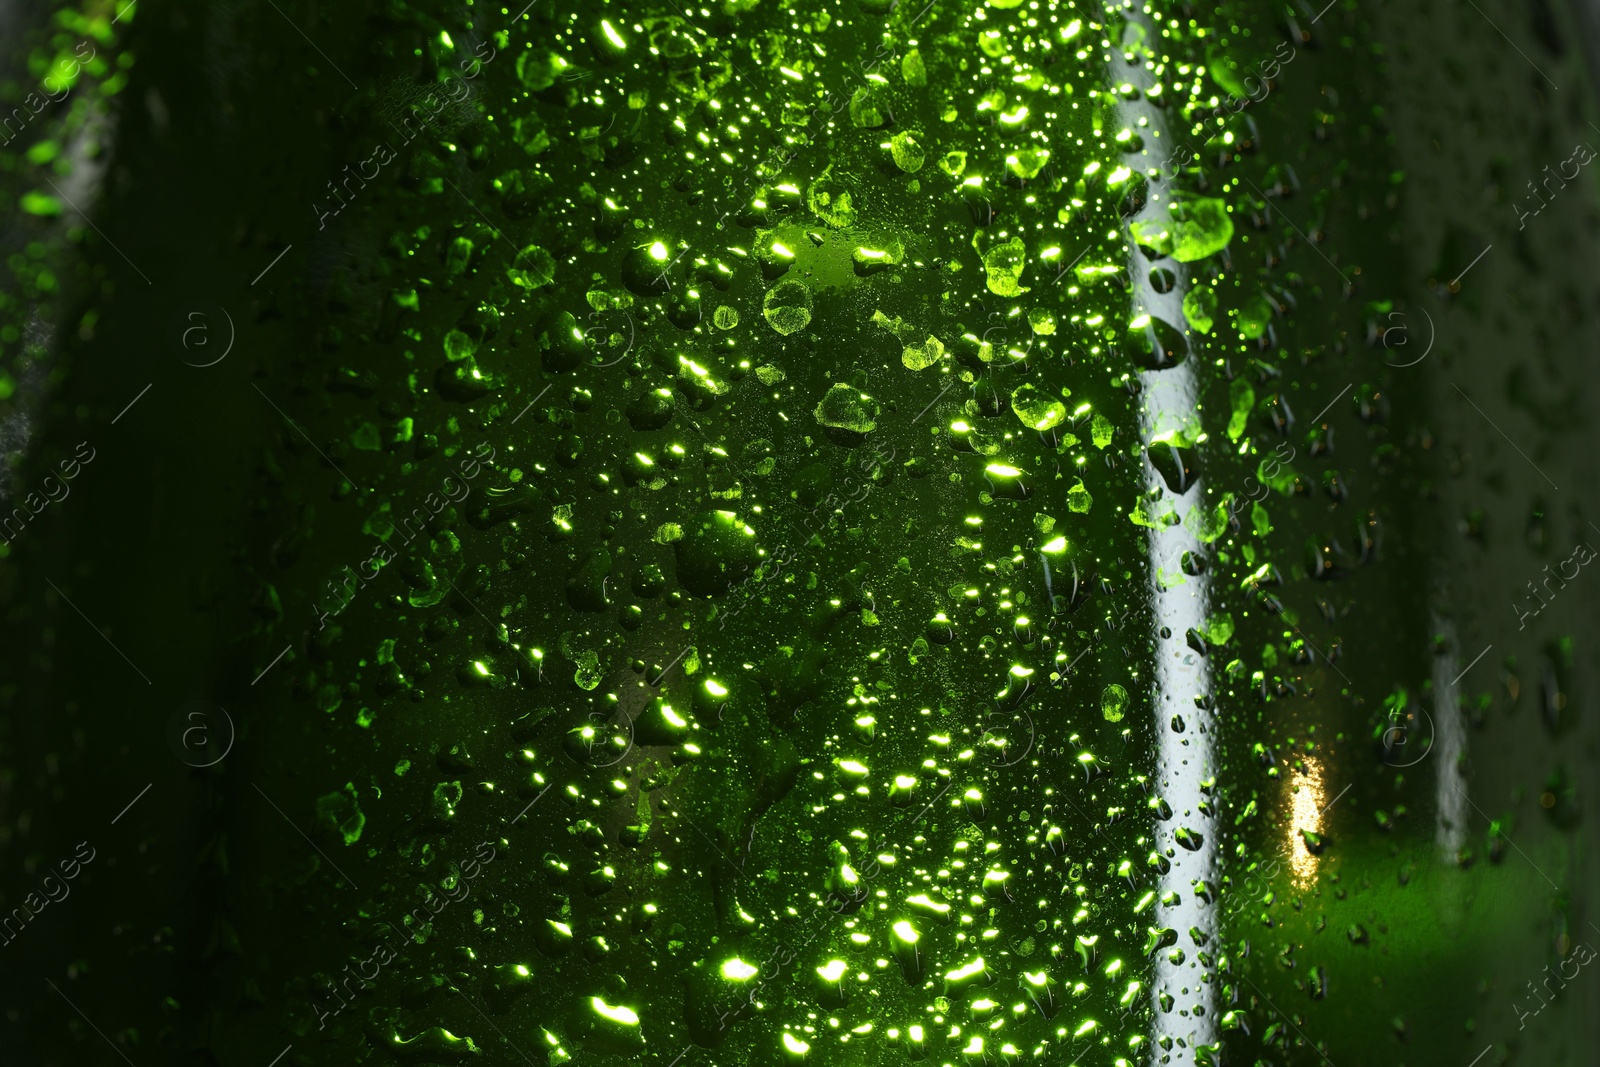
[1433, 617, 1466, 860]
[1136, 324, 1220, 1066]
[1111, 15, 1220, 1066]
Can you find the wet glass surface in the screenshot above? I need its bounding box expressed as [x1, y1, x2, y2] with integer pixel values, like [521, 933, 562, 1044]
[1, 1, 1599, 1065]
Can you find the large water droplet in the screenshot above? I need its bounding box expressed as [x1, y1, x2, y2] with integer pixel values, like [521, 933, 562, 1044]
[1101, 683, 1129, 722]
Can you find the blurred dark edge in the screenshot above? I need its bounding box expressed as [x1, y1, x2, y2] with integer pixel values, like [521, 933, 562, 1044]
[0, 0, 1599, 1064]
[0, 0, 377, 1062]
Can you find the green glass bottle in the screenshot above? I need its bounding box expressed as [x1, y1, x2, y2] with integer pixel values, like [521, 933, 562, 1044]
[4, 0, 1600, 1065]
